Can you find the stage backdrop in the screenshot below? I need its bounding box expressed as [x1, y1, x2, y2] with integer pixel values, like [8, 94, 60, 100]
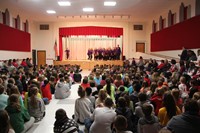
[59, 26, 123, 60]
[0, 23, 30, 52]
[151, 15, 200, 52]
[63, 35, 122, 60]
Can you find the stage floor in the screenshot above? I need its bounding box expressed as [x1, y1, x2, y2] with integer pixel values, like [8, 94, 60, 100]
[53, 60, 123, 70]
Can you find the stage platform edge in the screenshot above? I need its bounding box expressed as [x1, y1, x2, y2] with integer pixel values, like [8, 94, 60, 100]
[53, 60, 123, 70]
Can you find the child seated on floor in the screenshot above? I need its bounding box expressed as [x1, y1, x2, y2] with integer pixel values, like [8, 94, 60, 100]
[5, 94, 35, 133]
[54, 108, 83, 133]
[27, 87, 45, 122]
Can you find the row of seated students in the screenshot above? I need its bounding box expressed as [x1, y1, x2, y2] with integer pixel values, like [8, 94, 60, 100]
[74, 56, 200, 133]
[0, 63, 83, 133]
[0, 55, 200, 133]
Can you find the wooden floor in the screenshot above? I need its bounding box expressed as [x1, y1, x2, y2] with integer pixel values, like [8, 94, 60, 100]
[53, 60, 123, 70]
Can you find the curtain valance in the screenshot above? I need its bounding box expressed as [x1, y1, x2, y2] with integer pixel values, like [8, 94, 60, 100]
[59, 26, 123, 37]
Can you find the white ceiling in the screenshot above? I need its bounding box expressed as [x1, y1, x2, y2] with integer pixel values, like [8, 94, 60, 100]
[0, 0, 183, 22]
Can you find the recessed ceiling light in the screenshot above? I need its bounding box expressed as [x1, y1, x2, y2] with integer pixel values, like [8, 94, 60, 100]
[83, 8, 94, 12]
[58, 1, 71, 6]
[104, 1, 116, 6]
[46, 10, 56, 14]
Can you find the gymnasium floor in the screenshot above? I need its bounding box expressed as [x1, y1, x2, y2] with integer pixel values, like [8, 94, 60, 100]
[26, 70, 89, 133]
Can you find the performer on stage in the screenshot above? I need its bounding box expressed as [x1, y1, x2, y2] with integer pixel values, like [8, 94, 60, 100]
[94, 48, 98, 60]
[98, 47, 103, 60]
[87, 48, 93, 60]
[65, 48, 70, 59]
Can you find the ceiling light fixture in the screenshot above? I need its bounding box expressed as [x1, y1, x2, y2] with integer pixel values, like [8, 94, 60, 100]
[83, 8, 94, 12]
[46, 10, 56, 14]
[58, 1, 71, 6]
[104, 1, 116, 6]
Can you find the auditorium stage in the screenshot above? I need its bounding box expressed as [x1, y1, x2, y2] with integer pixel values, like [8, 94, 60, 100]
[53, 60, 123, 70]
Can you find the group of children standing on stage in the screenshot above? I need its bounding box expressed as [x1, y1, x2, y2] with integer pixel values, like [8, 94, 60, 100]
[87, 45, 121, 60]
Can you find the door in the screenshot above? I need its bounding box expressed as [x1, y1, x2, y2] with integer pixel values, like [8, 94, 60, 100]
[37, 50, 46, 67]
[136, 43, 145, 53]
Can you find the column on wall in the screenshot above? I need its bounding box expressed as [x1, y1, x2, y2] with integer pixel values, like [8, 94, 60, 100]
[16, 15, 20, 30]
[196, 0, 200, 15]
[152, 20, 154, 33]
[152, 20, 157, 33]
[168, 10, 176, 27]
[23, 20, 29, 32]
[187, 5, 191, 19]
[180, 3, 192, 22]
[179, 3, 184, 22]
[168, 10, 172, 27]
[159, 16, 165, 30]
[26, 20, 29, 32]
[0, 11, 2, 24]
[4, 9, 10, 26]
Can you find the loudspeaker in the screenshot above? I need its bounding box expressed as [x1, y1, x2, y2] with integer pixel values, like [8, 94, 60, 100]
[57, 56, 60, 61]
[122, 56, 126, 60]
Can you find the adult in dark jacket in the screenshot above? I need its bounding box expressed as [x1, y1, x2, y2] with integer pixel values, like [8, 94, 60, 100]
[167, 99, 200, 133]
[179, 47, 188, 61]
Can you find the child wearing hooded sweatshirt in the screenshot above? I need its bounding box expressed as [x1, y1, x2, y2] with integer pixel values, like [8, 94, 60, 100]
[138, 103, 161, 133]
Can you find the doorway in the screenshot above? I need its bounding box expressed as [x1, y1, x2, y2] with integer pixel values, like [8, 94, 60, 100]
[37, 50, 46, 67]
[136, 43, 145, 53]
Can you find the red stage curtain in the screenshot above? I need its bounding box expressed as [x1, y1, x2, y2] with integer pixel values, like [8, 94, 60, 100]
[59, 26, 123, 60]
[0, 23, 30, 52]
[151, 15, 200, 52]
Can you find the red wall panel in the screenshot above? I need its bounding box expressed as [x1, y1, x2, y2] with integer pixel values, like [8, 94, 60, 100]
[0, 23, 30, 52]
[151, 15, 200, 52]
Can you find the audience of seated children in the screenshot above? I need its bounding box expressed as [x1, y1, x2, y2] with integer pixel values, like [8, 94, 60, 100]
[0, 110, 15, 133]
[85, 87, 95, 111]
[27, 87, 45, 122]
[171, 89, 183, 110]
[95, 89, 108, 107]
[115, 97, 136, 132]
[5, 94, 35, 133]
[113, 115, 133, 133]
[103, 78, 116, 102]
[158, 92, 181, 127]
[55, 78, 71, 99]
[138, 103, 161, 133]
[89, 98, 116, 133]
[24, 84, 42, 109]
[80, 77, 90, 90]
[134, 93, 154, 119]
[167, 99, 200, 133]
[8, 85, 24, 107]
[0, 54, 200, 133]
[41, 79, 52, 101]
[54, 108, 83, 133]
[74, 86, 92, 124]
[150, 87, 165, 115]
[0, 84, 8, 110]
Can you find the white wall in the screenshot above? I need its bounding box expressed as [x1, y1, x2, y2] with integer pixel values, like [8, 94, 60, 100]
[32, 21, 147, 64]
